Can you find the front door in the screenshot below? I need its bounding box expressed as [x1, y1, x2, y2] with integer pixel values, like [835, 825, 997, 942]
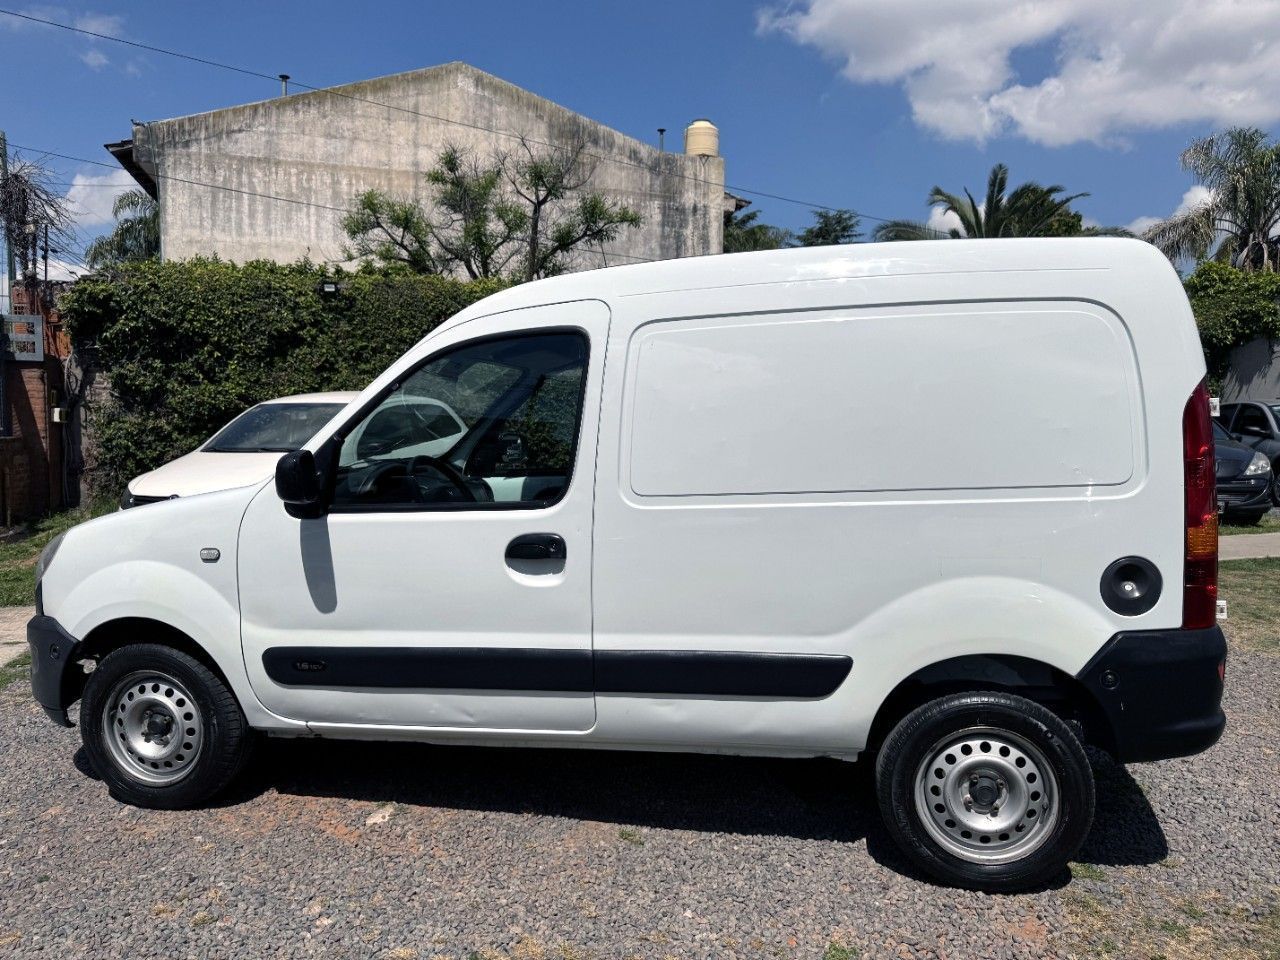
[238, 301, 608, 732]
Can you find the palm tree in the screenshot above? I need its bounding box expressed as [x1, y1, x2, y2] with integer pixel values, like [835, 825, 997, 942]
[723, 208, 791, 252]
[873, 164, 1091, 241]
[85, 189, 159, 268]
[1142, 127, 1280, 272]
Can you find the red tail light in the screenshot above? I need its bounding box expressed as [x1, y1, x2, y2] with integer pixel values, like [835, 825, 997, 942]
[1182, 379, 1218, 628]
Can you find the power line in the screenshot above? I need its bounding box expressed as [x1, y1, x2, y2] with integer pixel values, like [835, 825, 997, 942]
[0, 6, 890, 223]
[8, 141, 660, 266]
[12, 142, 351, 212]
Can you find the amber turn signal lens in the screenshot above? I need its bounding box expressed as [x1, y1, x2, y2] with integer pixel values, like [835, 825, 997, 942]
[1186, 513, 1218, 559]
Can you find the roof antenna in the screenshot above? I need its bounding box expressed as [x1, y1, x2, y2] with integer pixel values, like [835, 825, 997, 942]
[279, 74, 291, 96]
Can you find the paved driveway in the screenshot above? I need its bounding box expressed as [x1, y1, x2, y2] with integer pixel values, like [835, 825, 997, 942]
[1220, 531, 1280, 560]
[0, 606, 33, 669]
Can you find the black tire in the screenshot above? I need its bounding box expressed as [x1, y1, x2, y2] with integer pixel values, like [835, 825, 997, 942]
[81, 643, 255, 809]
[875, 691, 1094, 892]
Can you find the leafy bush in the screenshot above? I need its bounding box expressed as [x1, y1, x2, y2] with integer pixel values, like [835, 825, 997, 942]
[1184, 260, 1280, 389]
[61, 258, 503, 495]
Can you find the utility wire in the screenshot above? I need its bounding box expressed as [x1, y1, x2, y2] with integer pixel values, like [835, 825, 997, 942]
[0, 6, 890, 222]
[12, 141, 660, 265]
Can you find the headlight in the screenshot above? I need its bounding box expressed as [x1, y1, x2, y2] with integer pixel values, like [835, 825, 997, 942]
[1244, 452, 1272, 476]
[35, 533, 65, 583]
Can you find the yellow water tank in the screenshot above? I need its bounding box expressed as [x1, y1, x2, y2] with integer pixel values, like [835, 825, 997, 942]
[684, 119, 719, 158]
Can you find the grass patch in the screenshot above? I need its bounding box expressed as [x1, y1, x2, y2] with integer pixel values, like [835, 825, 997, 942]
[1071, 862, 1108, 882]
[0, 653, 31, 692]
[0, 506, 111, 608]
[823, 944, 859, 960]
[617, 827, 644, 846]
[1220, 512, 1280, 536]
[1219, 557, 1280, 653]
[1154, 919, 1190, 939]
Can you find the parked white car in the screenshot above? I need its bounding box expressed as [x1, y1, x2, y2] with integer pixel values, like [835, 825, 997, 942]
[120, 393, 359, 507]
[29, 239, 1226, 891]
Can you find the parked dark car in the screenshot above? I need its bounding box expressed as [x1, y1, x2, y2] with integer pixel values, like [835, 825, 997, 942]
[1217, 400, 1280, 507]
[1213, 420, 1274, 523]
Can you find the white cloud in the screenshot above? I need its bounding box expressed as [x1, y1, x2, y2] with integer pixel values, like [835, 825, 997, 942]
[1126, 185, 1212, 235]
[759, 0, 1280, 146]
[63, 168, 136, 229]
[1126, 215, 1162, 235]
[40, 256, 87, 283]
[80, 48, 108, 69]
[71, 12, 123, 36]
[927, 205, 965, 236]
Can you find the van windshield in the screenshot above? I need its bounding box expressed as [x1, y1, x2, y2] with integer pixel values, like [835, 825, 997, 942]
[206, 402, 346, 453]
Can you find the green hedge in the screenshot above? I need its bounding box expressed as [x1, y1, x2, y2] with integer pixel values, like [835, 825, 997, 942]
[1184, 260, 1280, 391]
[61, 259, 504, 495]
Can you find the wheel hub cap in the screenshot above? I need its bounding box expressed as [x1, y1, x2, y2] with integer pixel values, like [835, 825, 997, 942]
[913, 726, 1059, 865]
[102, 671, 204, 786]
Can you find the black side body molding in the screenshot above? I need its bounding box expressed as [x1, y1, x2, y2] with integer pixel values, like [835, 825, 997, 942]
[1076, 624, 1226, 763]
[594, 650, 852, 698]
[263, 647, 594, 692]
[262, 647, 853, 699]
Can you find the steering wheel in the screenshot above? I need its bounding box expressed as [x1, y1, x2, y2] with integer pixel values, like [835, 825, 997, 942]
[406, 455, 488, 502]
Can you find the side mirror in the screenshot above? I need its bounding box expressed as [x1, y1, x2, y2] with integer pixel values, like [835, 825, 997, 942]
[1232, 433, 1244, 442]
[275, 449, 322, 518]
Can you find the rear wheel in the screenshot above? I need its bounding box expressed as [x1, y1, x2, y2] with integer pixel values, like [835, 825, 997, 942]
[875, 691, 1094, 891]
[81, 643, 254, 809]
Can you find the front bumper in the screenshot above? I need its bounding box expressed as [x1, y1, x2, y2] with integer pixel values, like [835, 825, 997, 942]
[27, 615, 83, 728]
[1076, 625, 1227, 763]
[1217, 475, 1272, 516]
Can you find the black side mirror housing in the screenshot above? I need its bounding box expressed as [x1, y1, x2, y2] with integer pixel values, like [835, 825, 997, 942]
[276, 449, 323, 518]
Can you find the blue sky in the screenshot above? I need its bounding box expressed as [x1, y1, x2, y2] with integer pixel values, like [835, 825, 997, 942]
[2, 0, 1276, 275]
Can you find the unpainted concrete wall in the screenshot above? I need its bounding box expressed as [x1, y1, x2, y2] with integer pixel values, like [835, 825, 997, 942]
[131, 62, 724, 270]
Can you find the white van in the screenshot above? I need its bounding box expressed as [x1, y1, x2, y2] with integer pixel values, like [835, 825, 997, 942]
[28, 239, 1226, 891]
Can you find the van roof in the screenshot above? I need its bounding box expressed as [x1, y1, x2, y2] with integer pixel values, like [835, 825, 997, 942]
[433, 237, 1172, 337]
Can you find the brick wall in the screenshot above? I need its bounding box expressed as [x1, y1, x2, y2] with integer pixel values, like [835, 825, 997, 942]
[0, 284, 70, 522]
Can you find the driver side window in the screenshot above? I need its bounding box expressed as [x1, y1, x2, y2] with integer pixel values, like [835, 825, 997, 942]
[331, 331, 588, 510]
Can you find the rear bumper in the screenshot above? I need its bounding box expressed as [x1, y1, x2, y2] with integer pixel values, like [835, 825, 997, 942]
[1076, 625, 1227, 763]
[26, 615, 82, 728]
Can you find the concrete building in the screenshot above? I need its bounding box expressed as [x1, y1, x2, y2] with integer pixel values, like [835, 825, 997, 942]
[1222, 337, 1280, 402]
[107, 62, 726, 271]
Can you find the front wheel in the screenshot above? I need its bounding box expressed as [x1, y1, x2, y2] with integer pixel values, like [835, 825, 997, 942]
[875, 691, 1095, 892]
[80, 643, 255, 809]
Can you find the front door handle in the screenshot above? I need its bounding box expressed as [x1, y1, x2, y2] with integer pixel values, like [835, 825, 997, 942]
[505, 533, 566, 561]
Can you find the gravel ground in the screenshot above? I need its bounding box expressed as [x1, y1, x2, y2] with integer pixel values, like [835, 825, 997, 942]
[0, 644, 1276, 960]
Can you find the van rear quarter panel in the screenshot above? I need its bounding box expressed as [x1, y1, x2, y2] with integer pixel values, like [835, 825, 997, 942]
[591, 259, 1202, 756]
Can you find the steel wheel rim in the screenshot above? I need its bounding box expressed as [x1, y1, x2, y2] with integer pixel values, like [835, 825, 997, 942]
[913, 725, 1059, 865]
[102, 670, 204, 786]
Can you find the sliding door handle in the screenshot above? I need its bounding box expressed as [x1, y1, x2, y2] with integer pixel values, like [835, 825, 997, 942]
[505, 533, 566, 561]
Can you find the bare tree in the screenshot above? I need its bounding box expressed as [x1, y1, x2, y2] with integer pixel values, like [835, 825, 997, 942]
[342, 139, 641, 282]
[425, 146, 527, 279]
[504, 136, 641, 281]
[340, 189, 446, 274]
[0, 154, 76, 286]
